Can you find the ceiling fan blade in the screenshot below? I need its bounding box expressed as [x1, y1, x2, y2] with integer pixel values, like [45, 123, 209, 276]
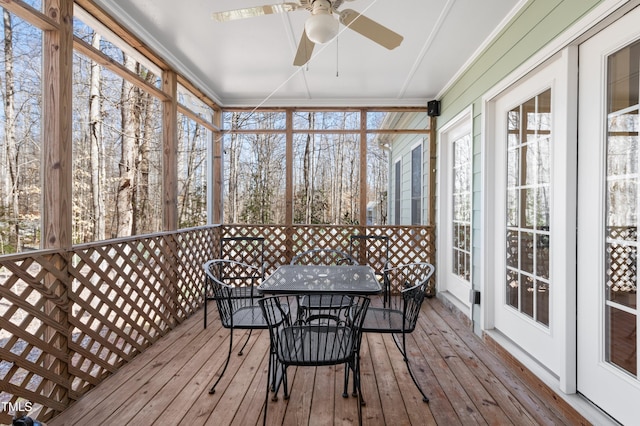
[213, 3, 301, 22]
[339, 9, 403, 50]
[293, 30, 315, 66]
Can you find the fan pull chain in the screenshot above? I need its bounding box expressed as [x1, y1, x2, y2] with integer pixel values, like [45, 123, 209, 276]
[336, 35, 339, 77]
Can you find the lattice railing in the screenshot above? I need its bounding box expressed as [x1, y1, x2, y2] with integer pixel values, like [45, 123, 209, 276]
[0, 223, 432, 423]
[0, 250, 71, 423]
[222, 224, 436, 294]
[0, 226, 220, 423]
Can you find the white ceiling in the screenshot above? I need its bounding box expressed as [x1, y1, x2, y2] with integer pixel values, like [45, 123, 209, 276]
[90, 0, 522, 107]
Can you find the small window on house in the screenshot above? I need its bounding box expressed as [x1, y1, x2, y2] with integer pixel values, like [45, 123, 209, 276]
[411, 144, 422, 225]
[394, 160, 401, 224]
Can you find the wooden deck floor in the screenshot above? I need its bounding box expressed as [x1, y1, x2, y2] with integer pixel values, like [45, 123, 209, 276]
[48, 298, 589, 425]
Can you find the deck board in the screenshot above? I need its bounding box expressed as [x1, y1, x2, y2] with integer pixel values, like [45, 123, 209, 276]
[49, 298, 590, 425]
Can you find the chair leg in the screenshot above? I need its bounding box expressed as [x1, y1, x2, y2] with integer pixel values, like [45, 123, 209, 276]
[394, 333, 429, 402]
[209, 328, 234, 394]
[356, 364, 364, 426]
[342, 363, 350, 398]
[203, 293, 208, 329]
[237, 329, 253, 356]
[263, 349, 272, 426]
[282, 366, 290, 400]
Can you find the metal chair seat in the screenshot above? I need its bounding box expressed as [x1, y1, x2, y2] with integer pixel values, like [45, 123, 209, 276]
[230, 305, 270, 328]
[361, 306, 411, 332]
[277, 325, 355, 365]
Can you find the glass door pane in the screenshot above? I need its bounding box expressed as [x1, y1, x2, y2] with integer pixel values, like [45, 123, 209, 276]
[505, 89, 552, 327]
[605, 40, 640, 376]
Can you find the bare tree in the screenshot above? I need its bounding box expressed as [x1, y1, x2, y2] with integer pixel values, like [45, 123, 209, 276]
[89, 32, 105, 240]
[3, 10, 19, 250]
[226, 112, 240, 223]
[116, 54, 137, 237]
[133, 69, 155, 234]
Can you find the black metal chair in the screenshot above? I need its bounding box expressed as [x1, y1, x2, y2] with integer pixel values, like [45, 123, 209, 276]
[203, 259, 273, 395]
[290, 248, 359, 321]
[259, 294, 370, 426]
[349, 234, 391, 305]
[359, 262, 435, 402]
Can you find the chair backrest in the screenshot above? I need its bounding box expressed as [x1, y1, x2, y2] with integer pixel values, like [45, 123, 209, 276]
[259, 294, 370, 366]
[220, 236, 265, 278]
[349, 234, 390, 276]
[204, 259, 261, 328]
[387, 262, 435, 332]
[290, 248, 358, 266]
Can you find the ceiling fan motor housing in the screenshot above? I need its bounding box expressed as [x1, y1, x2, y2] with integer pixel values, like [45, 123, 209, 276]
[305, 0, 339, 44]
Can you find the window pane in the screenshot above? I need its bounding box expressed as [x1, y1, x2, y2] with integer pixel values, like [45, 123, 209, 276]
[223, 132, 286, 224]
[504, 90, 552, 326]
[367, 136, 388, 225]
[367, 110, 430, 130]
[177, 114, 209, 228]
[0, 13, 42, 252]
[73, 12, 162, 89]
[411, 145, 421, 225]
[394, 161, 401, 224]
[177, 83, 214, 123]
[293, 133, 359, 224]
[73, 46, 163, 241]
[604, 39, 640, 378]
[452, 133, 471, 281]
[606, 306, 637, 375]
[223, 111, 286, 130]
[294, 111, 360, 130]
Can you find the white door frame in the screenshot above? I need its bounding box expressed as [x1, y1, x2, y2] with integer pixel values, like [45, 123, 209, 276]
[437, 106, 473, 316]
[577, 7, 640, 424]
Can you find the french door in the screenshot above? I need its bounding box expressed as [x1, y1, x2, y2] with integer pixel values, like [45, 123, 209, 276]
[487, 48, 576, 385]
[438, 109, 472, 313]
[577, 6, 640, 424]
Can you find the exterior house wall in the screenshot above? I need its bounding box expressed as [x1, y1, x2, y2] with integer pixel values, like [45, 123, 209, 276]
[388, 113, 430, 225]
[438, 0, 601, 328]
[416, 0, 640, 423]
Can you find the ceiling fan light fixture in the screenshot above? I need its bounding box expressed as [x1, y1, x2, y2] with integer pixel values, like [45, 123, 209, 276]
[305, 12, 339, 44]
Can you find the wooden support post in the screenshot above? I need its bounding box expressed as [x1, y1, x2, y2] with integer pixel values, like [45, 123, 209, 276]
[285, 110, 294, 260]
[359, 109, 368, 228]
[212, 112, 223, 224]
[42, 0, 72, 250]
[162, 70, 178, 231]
[42, 0, 73, 413]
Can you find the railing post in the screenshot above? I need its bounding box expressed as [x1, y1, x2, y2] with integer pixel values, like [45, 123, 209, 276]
[285, 225, 294, 264]
[43, 252, 72, 418]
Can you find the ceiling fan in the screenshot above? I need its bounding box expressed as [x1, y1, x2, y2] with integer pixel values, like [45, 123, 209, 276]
[212, 0, 403, 66]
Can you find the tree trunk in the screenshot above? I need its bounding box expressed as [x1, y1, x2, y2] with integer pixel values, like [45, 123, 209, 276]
[227, 112, 240, 223]
[89, 32, 105, 240]
[303, 112, 313, 223]
[116, 55, 137, 237]
[179, 121, 201, 226]
[3, 10, 19, 251]
[135, 70, 155, 233]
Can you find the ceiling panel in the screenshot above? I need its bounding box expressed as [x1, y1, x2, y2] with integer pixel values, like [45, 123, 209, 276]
[90, 0, 522, 107]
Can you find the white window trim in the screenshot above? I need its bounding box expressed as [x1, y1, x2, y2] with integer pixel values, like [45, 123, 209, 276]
[393, 157, 402, 225]
[410, 141, 424, 225]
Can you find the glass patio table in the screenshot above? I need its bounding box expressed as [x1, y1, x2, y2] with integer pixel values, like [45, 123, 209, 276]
[258, 264, 382, 295]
